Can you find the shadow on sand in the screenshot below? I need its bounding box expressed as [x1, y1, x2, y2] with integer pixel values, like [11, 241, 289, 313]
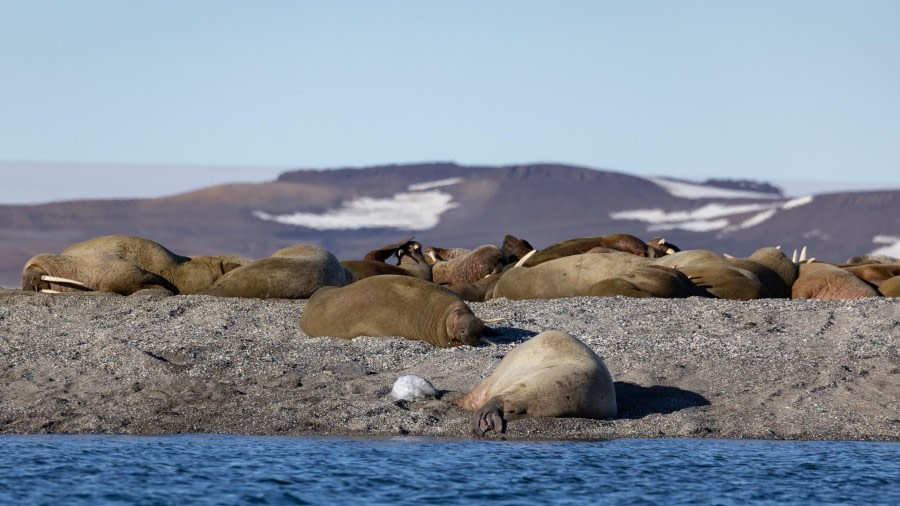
[482, 326, 538, 345]
[614, 382, 710, 419]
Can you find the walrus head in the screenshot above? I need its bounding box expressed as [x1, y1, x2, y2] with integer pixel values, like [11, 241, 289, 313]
[446, 311, 485, 347]
[647, 237, 680, 258]
[395, 241, 425, 265]
[21, 256, 91, 293]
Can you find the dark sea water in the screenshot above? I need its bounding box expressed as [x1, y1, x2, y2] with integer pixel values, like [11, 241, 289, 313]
[0, 435, 897, 505]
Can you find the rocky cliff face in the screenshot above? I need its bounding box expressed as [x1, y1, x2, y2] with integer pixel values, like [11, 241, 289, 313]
[1, 162, 897, 287]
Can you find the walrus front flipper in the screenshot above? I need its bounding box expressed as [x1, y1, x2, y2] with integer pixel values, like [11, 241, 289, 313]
[472, 398, 507, 437]
[363, 237, 416, 262]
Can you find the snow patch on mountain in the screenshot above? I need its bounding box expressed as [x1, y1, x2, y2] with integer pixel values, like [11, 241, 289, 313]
[253, 179, 461, 230]
[647, 219, 731, 232]
[739, 209, 778, 229]
[870, 235, 900, 257]
[407, 178, 462, 191]
[782, 196, 814, 209]
[650, 178, 783, 200]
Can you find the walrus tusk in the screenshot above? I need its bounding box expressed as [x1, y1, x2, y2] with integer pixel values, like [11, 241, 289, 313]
[40, 275, 85, 287]
[799, 246, 808, 262]
[481, 317, 505, 324]
[723, 253, 735, 259]
[792, 249, 798, 263]
[480, 336, 499, 346]
[666, 248, 676, 254]
[40, 289, 61, 294]
[658, 238, 666, 245]
[775, 245, 781, 250]
[514, 249, 537, 268]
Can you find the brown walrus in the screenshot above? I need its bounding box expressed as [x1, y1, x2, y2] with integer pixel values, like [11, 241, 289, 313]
[792, 263, 880, 300]
[198, 244, 353, 299]
[492, 251, 652, 300]
[726, 247, 798, 299]
[341, 238, 432, 281]
[523, 234, 652, 267]
[22, 234, 249, 295]
[654, 250, 769, 300]
[500, 235, 535, 265]
[454, 330, 617, 437]
[584, 265, 698, 298]
[877, 276, 900, 297]
[423, 246, 470, 264]
[299, 275, 487, 347]
[431, 245, 504, 285]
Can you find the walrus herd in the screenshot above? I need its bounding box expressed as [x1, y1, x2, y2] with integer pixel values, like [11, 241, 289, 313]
[19, 233, 900, 435]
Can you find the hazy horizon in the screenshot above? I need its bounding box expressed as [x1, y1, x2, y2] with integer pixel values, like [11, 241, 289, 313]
[1, 160, 897, 205]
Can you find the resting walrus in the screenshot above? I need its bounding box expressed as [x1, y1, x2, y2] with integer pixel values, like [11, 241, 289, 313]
[198, 244, 353, 299]
[22, 234, 249, 295]
[299, 275, 487, 347]
[454, 330, 617, 437]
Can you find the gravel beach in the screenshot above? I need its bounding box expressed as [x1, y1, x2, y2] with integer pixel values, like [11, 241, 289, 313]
[1, 288, 897, 441]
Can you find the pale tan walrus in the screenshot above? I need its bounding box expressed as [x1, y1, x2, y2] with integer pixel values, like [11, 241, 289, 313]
[300, 275, 488, 347]
[198, 244, 353, 299]
[22, 234, 249, 295]
[454, 330, 617, 437]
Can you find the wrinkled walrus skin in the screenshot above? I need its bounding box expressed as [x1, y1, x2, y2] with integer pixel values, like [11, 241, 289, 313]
[431, 245, 504, 285]
[792, 263, 880, 300]
[300, 275, 485, 348]
[454, 330, 616, 437]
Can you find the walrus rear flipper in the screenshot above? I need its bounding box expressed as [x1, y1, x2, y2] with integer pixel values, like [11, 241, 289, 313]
[472, 398, 507, 437]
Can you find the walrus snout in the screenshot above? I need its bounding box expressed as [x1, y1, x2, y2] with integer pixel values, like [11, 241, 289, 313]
[22, 267, 50, 292]
[447, 313, 485, 347]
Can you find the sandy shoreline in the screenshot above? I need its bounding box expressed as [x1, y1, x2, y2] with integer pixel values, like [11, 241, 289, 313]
[0, 288, 897, 441]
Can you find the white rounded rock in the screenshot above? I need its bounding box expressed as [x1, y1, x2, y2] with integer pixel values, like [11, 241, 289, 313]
[390, 375, 438, 401]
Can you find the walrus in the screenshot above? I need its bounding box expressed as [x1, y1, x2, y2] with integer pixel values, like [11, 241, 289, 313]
[845, 254, 898, 265]
[22, 253, 178, 295]
[423, 246, 470, 264]
[341, 238, 432, 281]
[523, 234, 651, 267]
[454, 330, 617, 437]
[198, 244, 353, 298]
[726, 247, 798, 298]
[431, 244, 504, 285]
[444, 272, 504, 302]
[492, 251, 652, 300]
[300, 275, 487, 347]
[22, 234, 249, 295]
[842, 264, 900, 287]
[584, 265, 699, 298]
[654, 249, 769, 300]
[500, 235, 535, 265]
[792, 263, 881, 300]
[646, 237, 680, 258]
[877, 275, 900, 297]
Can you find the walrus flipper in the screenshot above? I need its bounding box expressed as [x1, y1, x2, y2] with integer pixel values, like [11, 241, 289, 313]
[363, 237, 416, 262]
[472, 398, 507, 437]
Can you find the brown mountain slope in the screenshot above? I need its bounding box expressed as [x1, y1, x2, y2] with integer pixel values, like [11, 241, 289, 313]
[1, 162, 897, 287]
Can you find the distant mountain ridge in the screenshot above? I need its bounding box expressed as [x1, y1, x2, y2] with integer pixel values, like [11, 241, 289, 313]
[1, 162, 898, 287]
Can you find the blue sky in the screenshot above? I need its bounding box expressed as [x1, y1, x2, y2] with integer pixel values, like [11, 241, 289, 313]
[1, 1, 898, 202]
